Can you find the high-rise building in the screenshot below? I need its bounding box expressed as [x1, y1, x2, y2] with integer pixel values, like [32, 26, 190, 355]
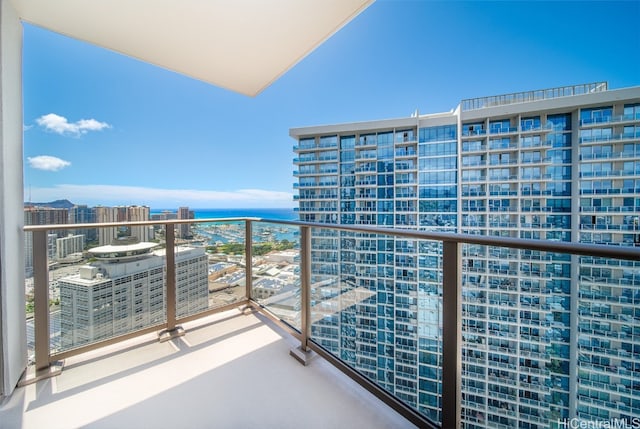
[95, 205, 150, 245]
[291, 82, 640, 427]
[95, 206, 119, 245]
[68, 205, 95, 224]
[127, 205, 150, 242]
[23, 207, 69, 272]
[177, 206, 193, 239]
[24, 206, 69, 226]
[68, 204, 97, 243]
[58, 238, 208, 350]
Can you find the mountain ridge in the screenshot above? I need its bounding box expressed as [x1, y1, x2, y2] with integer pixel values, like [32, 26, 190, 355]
[24, 199, 75, 209]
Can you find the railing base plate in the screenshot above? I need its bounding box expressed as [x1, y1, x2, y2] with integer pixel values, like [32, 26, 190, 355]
[158, 326, 185, 342]
[289, 346, 314, 366]
[240, 304, 255, 315]
[17, 360, 64, 387]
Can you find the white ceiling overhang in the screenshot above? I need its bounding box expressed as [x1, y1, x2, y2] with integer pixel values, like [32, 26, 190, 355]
[11, 0, 373, 96]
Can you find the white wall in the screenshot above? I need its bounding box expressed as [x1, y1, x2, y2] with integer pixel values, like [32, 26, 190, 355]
[0, 0, 26, 398]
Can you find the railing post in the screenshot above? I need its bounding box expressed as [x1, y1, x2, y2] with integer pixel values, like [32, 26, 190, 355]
[442, 240, 461, 429]
[33, 229, 50, 372]
[19, 229, 63, 385]
[245, 220, 253, 301]
[290, 225, 312, 364]
[159, 223, 183, 341]
[300, 226, 311, 351]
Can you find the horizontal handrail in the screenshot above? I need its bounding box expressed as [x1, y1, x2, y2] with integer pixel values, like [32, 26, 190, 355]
[25, 217, 640, 261]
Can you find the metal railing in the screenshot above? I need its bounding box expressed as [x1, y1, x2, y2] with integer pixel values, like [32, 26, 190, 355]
[24, 217, 640, 429]
[461, 82, 608, 111]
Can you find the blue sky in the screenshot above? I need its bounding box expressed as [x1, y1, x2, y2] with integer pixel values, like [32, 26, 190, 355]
[23, 0, 640, 209]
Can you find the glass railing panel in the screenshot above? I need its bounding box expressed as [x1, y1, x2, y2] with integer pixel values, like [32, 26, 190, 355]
[576, 254, 640, 424]
[171, 223, 211, 319]
[250, 221, 301, 330]
[462, 244, 640, 427]
[415, 238, 444, 424]
[308, 225, 343, 353]
[462, 243, 572, 427]
[25, 224, 171, 357]
[188, 220, 248, 313]
[307, 226, 443, 426]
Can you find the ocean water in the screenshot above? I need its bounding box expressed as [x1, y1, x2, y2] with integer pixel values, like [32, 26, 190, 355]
[194, 208, 296, 220]
[150, 208, 298, 244]
[152, 208, 296, 220]
[191, 208, 298, 244]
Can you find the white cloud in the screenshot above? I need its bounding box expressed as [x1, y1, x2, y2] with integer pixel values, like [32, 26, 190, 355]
[27, 156, 71, 172]
[35, 113, 111, 136]
[27, 184, 295, 208]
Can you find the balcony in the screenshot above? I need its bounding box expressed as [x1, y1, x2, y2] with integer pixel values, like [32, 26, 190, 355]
[580, 112, 640, 127]
[579, 131, 640, 143]
[3, 218, 640, 428]
[1, 309, 413, 428]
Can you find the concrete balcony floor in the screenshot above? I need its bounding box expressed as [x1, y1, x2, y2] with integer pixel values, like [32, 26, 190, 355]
[0, 308, 416, 429]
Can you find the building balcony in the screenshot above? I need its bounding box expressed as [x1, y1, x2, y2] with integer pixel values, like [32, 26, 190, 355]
[488, 126, 518, 135]
[0, 309, 415, 429]
[293, 141, 340, 153]
[395, 148, 417, 158]
[519, 123, 555, 134]
[461, 129, 487, 138]
[580, 112, 640, 127]
[579, 131, 640, 144]
[3, 217, 640, 428]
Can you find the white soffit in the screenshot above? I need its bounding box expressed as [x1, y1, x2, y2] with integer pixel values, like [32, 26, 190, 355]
[11, 0, 374, 96]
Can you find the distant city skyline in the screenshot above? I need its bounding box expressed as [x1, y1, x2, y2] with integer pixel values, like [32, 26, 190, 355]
[23, 1, 640, 208]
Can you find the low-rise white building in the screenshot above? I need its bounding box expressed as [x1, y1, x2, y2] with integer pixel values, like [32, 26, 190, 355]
[264, 250, 298, 264]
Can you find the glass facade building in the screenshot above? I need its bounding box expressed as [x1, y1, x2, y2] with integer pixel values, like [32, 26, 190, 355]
[291, 82, 640, 428]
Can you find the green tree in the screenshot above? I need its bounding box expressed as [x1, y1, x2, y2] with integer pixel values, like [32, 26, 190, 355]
[218, 242, 245, 255]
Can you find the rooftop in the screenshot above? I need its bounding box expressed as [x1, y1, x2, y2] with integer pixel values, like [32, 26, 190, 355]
[88, 241, 158, 256]
[460, 81, 608, 111]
